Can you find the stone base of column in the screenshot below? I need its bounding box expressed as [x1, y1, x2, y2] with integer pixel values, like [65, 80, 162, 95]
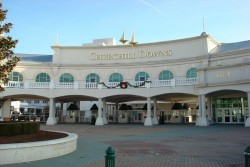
[103, 117, 108, 124]
[152, 117, 159, 125]
[245, 117, 250, 127]
[196, 117, 210, 126]
[144, 117, 153, 126]
[95, 117, 104, 125]
[46, 117, 57, 125]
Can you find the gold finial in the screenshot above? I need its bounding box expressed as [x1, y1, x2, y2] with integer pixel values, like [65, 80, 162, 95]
[119, 32, 128, 44]
[129, 32, 137, 47]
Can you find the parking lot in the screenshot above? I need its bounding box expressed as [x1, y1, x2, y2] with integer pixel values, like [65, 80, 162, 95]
[2, 123, 250, 167]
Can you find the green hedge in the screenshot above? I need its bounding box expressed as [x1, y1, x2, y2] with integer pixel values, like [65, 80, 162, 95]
[0, 122, 40, 136]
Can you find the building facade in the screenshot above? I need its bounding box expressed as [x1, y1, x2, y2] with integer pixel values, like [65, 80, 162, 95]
[1, 32, 250, 127]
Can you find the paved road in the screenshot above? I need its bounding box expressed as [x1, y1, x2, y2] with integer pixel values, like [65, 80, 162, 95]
[2, 123, 250, 167]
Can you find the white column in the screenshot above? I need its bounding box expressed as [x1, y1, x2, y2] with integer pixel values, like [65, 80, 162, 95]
[196, 94, 209, 126]
[207, 97, 213, 124]
[152, 99, 159, 125]
[102, 98, 108, 124]
[2, 98, 11, 121]
[115, 103, 119, 123]
[195, 95, 202, 126]
[144, 97, 153, 126]
[46, 98, 57, 125]
[245, 92, 250, 127]
[95, 98, 104, 125]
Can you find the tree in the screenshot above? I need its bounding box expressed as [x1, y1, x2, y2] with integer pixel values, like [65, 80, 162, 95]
[0, 2, 20, 108]
[0, 2, 20, 93]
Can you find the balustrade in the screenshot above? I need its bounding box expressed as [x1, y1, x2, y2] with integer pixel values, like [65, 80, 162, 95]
[4, 78, 197, 89]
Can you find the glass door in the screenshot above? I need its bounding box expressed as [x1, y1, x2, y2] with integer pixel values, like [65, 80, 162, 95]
[224, 108, 231, 123]
[216, 109, 223, 123]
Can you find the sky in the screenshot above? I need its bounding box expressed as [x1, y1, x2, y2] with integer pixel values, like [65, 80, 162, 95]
[2, 0, 250, 55]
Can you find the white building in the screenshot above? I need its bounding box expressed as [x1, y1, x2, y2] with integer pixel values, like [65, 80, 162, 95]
[1, 32, 250, 127]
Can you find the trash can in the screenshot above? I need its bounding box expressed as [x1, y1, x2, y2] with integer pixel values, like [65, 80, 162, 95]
[244, 146, 250, 167]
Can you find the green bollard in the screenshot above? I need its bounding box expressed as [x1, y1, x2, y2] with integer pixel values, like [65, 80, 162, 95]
[105, 147, 116, 167]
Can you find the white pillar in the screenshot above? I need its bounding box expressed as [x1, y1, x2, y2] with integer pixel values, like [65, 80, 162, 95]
[95, 98, 104, 125]
[195, 95, 202, 126]
[196, 94, 209, 126]
[245, 92, 250, 127]
[144, 97, 153, 126]
[152, 99, 159, 125]
[102, 98, 108, 124]
[46, 98, 57, 125]
[207, 97, 213, 124]
[2, 98, 11, 121]
[115, 103, 119, 123]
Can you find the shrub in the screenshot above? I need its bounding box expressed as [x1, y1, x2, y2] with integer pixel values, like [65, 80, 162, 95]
[0, 122, 40, 136]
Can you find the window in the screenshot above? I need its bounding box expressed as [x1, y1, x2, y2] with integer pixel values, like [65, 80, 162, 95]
[86, 73, 100, 82]
[159, 70, 174, 80]
[135, 72, 149, 81]
[36, 73, 50, 82]
[8, 72, 23, 81]
[109, 73, 123, 82]
[59, 73, 74, 82]
[186, 68, 197, 78]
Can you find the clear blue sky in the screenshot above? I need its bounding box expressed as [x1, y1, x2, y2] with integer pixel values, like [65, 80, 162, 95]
[2, 0, 250, 54]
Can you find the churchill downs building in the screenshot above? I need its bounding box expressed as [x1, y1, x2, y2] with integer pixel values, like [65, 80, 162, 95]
[1, 32, 250, 127]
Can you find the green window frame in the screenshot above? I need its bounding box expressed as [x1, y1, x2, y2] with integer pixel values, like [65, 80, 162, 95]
[8, 72, 23, 81]
[186, 68, 197, 78]
[159, 70, 174, 80]
[135, 72, 149, 81]
[86, 73, 100, 83]
[109, 73, 123, 82]
[35, 73, 50, 82]
[59, 73, 74, 83]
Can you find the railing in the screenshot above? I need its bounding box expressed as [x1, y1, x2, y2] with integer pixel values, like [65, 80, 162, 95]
[5, 81, 24, 88]
[29, 82, 50, 88]
[4, 78, 197, 89]
[175, 78, 197, 86]
[151, 80, 172, 87]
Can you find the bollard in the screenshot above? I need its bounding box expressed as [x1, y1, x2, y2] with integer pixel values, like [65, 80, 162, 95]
[244, 146, 250, 167]
[105, 147, 116, 167]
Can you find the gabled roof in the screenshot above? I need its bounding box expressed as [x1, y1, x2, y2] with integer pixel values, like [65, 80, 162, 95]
[14, 53, 52, 63]
[210, 40, 250, 54]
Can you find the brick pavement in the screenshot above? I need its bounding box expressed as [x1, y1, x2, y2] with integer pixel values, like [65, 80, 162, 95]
[2, 124, 250, 167]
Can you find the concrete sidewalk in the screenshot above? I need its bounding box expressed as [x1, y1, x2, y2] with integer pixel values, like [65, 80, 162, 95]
[2, 124, 250, 167]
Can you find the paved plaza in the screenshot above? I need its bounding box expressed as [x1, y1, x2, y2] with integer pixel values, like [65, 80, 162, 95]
[2, 123, 250, 167]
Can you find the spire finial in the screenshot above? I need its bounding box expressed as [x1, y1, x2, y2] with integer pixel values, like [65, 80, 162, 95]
[119, 31, 128, 44]
[54, 32, 59, 46]
[202, 17, 205, 32]
[129, 32, 137, 47]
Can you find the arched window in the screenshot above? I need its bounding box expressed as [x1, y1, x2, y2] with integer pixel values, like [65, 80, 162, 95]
[109, 73, 123, 82]
[186, 68, 197, 78]
[35, 73, 50, 82]
[86, 73, 100, 82]
[159, 70, 174, 80]
[8, 72, 23, 81]
[59, 73, 74, 82]
[135, 72, 149, 81]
